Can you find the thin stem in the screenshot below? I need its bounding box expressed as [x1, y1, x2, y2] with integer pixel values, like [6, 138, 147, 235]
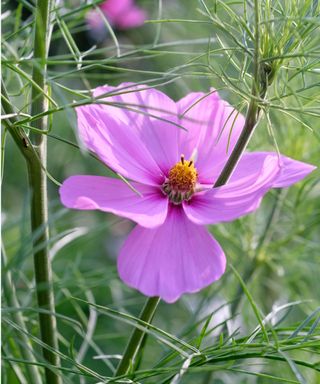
[2, 247, 43, 384]
[203, 1, 265, 362]
[2, 53, 62, 384]
[213, 0, 264, 325]
[214, 0, 263, 188]
[114, 297, 160, 377]
[28, 1, 61, 383]
[2, 1, 62, 383]
[30, 0, 51, 145]
[27, 154, 61, 384]
[214, 0, 278, 339]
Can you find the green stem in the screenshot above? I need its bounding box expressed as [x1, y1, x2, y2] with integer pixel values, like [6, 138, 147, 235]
[2, 247, 43, 384]
[2, 1, 61, 382]
[28, 151, 61, 384]
[114, 297, 160, 377]
[29, 1, 61, 383]
[30, 0, 51, 145]
[214, 0, 263, 188]
[214, 1, 280, 341]
[209, 3, 264, 346]
[212, 0, 264, 324]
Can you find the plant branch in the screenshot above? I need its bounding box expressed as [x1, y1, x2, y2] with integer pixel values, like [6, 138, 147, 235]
[30, 0, 52, 145]
[209, 2, 270, 346]
[28, 1, 61, 383]
[2, 1, 62, 383]
[214, 0, 277, 338]
[214, 0, 264, 188]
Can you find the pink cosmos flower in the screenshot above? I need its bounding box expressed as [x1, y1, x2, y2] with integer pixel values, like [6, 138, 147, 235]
[59, 83, 316, 303]
[86, 0, 146, 32]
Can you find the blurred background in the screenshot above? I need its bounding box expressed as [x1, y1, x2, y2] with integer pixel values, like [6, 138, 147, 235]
[2, 1, 320, 383]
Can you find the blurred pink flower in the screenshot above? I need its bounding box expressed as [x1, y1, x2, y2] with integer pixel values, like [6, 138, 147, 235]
[86, 0, 146, 32]
[60, 83, 316, 303]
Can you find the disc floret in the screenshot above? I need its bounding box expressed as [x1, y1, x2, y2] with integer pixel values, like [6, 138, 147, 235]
[163, 155, 198, 204]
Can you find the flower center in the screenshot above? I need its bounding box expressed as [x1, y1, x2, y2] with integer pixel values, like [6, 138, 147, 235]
[162, 155, 198, 204]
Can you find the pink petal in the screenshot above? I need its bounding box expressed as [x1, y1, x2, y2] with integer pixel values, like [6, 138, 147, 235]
[92, 83, 180, 174]
[226, 152, 316, 188]
[115, 7, 146, 29]
[59, 175, 168, 228]
[271, 153, 316, 188]
[77, 103, 163, 185]
[100, 0, 146, 29]
[183, 153, 281, 225]
[177, 90, 245, 183]
[118, 206, 226, 303]
[100, 0, 131, 17]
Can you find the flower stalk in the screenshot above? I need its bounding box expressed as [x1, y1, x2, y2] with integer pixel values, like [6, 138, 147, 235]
[29, 1, 61, 383]
[2, 1, 61, 382]
[214, 0, 265, 188]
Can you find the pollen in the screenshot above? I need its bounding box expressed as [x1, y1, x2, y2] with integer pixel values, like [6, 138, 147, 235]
[162, 155, 198, 204]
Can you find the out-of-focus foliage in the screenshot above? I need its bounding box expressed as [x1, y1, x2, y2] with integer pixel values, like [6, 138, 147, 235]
[2, 0, 320, 383]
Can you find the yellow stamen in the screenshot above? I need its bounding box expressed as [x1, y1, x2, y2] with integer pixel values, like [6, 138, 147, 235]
[162, 156, 198, 204]
[168, 159, 197, 192]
